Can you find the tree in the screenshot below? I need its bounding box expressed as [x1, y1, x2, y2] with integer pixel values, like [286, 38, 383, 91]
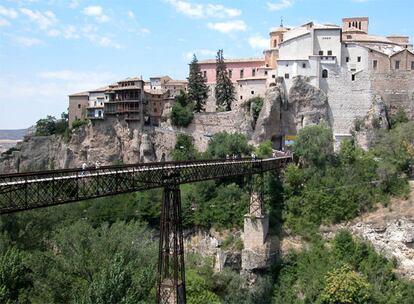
[255, 141, 273, 158]
[35, 115, 57, 136]
[207, 132, 252, 159]
[293, 124, 334, 167]
[215, 49, 235, 111]
[172, 134, 199, 161]
[188, 55, 208, 112]
[171, 91, 194, 127]
[319, 265, 372, 304]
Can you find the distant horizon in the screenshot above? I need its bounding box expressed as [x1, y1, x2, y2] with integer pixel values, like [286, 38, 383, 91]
[1, 0, 413, 129]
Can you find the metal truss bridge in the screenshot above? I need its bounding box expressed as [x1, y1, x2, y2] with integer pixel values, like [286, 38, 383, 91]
[0, 156, 291, 303]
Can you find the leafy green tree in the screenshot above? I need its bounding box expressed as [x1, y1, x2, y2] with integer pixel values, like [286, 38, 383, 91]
[207, 132, 252, 159]
[35, 115, 57, 136]
[186, 270, 220, 304]
[293, 124, 334, 167]
[0, 247, 31, 303]
[188, 54, 208, 112]
[171, 90, 195, 127]
[172, 134, 199, 161]
[255, 140, 273, 158]
[215, 49, 235, 111]
[319, 265, 372, 304]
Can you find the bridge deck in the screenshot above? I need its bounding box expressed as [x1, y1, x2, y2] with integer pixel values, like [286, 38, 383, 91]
[0, 157, 291, 214]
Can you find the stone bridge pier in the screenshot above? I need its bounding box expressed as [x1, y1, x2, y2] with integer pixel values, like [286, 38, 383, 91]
[242, 191, 273, 271]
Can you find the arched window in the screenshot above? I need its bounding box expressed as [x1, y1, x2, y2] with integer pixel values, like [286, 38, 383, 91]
[273, 39, 277, 48]
[322, 69, 328, 78]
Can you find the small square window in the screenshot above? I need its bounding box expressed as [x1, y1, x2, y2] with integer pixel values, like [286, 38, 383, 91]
[319, 50, 323, 56]
[347, 35, 352, 39]
[251, 91, 254, 95]
[395, 60, 400, 69]
[351, 74, 356, 81]
[284, 73, 289, 79]
[302, 63, 306, 68]
[240, 96, 243, 100]
[357, 56, 361, 62]
[285, 63, 289, 67]
[411, 61, 414, 70]
[373, 60, 377, 69]
[327, 50, 332, 56]
[240, 69, 244, 78]
[264, 71, 268, 76]
[78, 104, 81, 109]
[272, 75, 276, 78]
[346, 57, 349, 62]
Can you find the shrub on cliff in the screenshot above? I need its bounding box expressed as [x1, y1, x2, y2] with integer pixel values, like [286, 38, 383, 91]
[171, 134, 199, 161]
[171, 92, 194, 127]
[207, 132, 252, 159]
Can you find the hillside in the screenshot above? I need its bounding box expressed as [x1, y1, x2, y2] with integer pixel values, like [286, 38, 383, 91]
[0, 129, 29, 140]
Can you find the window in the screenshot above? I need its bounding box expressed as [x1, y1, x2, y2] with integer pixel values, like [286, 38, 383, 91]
[319, 50, 324, 56]
[322, 69, 328, 78]
[251, 91, 254, 95]
[346, 57, 349, 63]
[348, 22, 351, 28]
[78, 104, 81, 109]
[203, 71, 207, 78]
[272, 75, 276, 78]
[264, 71, 268, 76]
[411, 61, 414, 70]
[327, 50, 332, 56]
[252, 69, 256, 77]
[351, 74, 355, 81]
[373, 60, 378, 69]
[347, 35, 352, 39]
[273, 40, 277, 48]
[302, 63, 306, 68]
[286, 63, 289, 67]
[240, 69, 244, 78]
[284, 73, 289, 79]
[395, 60, 400, 69]
[229, 69, 232, 78]
[240, 96, 243, 100]
[357, 56, 361, 62]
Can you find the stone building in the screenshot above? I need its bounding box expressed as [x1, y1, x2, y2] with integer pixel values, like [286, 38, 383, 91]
[68, 75, 188, 128]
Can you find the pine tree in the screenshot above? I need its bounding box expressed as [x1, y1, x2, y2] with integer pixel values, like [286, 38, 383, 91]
[215, 49, 235, 111]
[187, 54, 208, 112]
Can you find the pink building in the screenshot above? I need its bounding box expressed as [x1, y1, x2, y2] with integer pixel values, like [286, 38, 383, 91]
[198, 58, 266, 84]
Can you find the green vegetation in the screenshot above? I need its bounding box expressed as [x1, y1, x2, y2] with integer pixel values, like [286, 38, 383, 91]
[255, 140, 273, 158]
[35, 114, 69, 136]
[171, 134, 199, 161]
[273, 231, 414, 304]
[188, 54, 209, 113]
[215, 49, 235, 111]
[71, 118, 88, 129]
[243, 97, 264, 128]
[389, 107, 409, 129]
[207, 132, 253, 159]
[171, 91, 194, 127]
[282, 123, 411, 237]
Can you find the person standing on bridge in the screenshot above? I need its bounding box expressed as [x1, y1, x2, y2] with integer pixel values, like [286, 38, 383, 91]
[81, 162, 87, 175]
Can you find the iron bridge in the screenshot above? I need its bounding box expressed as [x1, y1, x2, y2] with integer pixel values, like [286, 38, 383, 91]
[0, 156, 292, 304]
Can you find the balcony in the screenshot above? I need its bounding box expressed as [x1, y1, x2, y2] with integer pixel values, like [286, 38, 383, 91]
[320, 56, 337, 64]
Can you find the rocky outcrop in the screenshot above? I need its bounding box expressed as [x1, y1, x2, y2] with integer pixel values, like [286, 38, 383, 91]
[288, 76, 330, 131]
[252, 79, 285, 143]
[354, 95, 390, 150]
[0, 118, 178, 173]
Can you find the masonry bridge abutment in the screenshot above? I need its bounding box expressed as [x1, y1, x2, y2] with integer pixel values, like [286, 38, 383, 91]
[0, 157, 291, 304]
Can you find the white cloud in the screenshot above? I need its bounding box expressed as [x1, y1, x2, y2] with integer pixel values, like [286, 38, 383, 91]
[267, 0, 294, 11]
[82, 5, 109, 23]
[165, 0, 241, 19]
[207, 20, 246, 33]
[19, 8, 57, 30]
[47, 29, 60, 37]
[13, 35, 43, 47]
[184, 49, 216, 60]
[69, 0, 80, 9]
[0, 6, 18, 19]
[0, 18, 10, 26]
[127, 10, 135, 19]
[248, 35, 269, 49]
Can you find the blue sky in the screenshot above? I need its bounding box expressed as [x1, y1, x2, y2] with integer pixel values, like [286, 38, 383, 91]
[0, 0, 413, 129]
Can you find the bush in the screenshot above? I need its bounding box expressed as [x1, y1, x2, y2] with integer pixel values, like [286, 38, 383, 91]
[293, 124, 334, 167]
[171, 103, 194, 127]
[255, 140, 273, 158]
[35, 113, 70, 136]
[389, 107, 409, 129]
[71, 119, 88, 129]
[171, 134, 199, 161]
[207, 132, 253, 159]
